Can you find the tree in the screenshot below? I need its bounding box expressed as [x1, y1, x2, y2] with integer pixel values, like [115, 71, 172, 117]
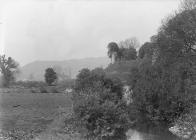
[157, 8, 196, 86]
[157, 8, 196, 65]
[130, 64, 194, 126]
[0, 55, 19, 87]
[107, 42, 119, 63]
[119, 37, 140, 50]
[118, 38, 139, 61]
[138, 42, 154, 59]
[44, 68, 57, 86]
[119, 47, 137, 61]
[128, 6, 196, 128]
[75, 68, 123, 99]
[75, 68, 91, 91]
[180, 0, 196, 11]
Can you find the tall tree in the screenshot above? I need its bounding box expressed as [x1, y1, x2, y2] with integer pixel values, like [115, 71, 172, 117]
[0, 55, 19, 87]
[44, 68, 57, 86]
[118, 37, 139, 61]
[107, 42, 119, 63]
[157, 8, 196, 67]
[129, 6, 196, 127]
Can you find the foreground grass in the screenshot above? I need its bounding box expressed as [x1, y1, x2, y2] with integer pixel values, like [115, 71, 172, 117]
[0, 91, 73, 139]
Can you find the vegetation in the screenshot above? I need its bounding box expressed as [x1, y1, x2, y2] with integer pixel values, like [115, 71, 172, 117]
[72, 2, 196, 138]
[73, 68, 130, 140]
[0, 55, 19, 87]
[107, 38, 139, 64]
[44, 68, 57, 86]
[1, 0, 195, 139]
[128, 4, 196, 129]
[0, 92, 72, 140]
[118, 37, 139, 61]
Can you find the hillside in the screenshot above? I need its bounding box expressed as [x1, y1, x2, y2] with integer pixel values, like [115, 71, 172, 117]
[18, 57, 110, 81]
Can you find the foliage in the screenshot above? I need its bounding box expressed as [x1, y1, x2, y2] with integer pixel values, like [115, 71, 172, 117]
[180, 0, 196, 11]
[118, 47, 137, 61]
[105, 60, 139, 84]
[118, 37, 140, 50]
[138, 42, 155, 59]
[39, 86, 48, 93]
[44, 68, 57, 86]
[128, 8, 196, 128]
[107, 38, 139, 63]
[73, 90, 130, 140]
[0, 129, 36, 140]
[107, 42, 119, 63]
[73, 68, 130, 139]
[50, 87, 60, 93]
[118, 38, 139, 61]
[13, 81, 46, 88]
[0, 55, 19, 87]
[130, 64, 194, 126]
[75, 68, 123, 99]
[157, 8, 196, 67]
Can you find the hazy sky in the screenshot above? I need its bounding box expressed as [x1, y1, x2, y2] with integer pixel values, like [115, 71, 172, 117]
[0, 0, 180, 65]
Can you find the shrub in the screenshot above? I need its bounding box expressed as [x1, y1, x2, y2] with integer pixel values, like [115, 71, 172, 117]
[73, 89, 130, 140]
[73, 68, 130, 140]
[30, 88, 38, 93]
[39, 87, 48, 93]
[50, 87, 59, 93]
[75, 68, 124, 99]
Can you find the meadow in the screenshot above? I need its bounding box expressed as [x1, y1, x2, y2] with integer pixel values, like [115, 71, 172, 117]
[0, 91, 73, 139]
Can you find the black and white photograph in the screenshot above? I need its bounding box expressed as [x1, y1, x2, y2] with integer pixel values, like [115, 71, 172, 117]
[0, 0, 196, 139]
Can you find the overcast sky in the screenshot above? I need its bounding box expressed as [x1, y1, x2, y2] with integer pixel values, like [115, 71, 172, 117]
[0, 0, 180, 65]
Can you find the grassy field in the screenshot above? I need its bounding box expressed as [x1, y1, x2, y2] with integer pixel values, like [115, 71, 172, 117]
[0, 92, 73, 139]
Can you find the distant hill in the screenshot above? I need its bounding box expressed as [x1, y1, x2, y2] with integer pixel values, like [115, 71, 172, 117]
[18, 57, 110, 81]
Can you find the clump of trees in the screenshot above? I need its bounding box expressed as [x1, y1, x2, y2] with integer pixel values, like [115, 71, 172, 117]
[0, 55, 19, 87]
[129, 3, 196, 128]
[73, 68, 130, 140]
[107, 37, 139, 63]
[44, 68, 57, 86]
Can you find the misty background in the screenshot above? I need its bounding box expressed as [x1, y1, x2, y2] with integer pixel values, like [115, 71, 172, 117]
[0, 0, 180, 66]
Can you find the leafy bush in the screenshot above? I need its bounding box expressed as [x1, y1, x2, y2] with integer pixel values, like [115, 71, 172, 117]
[50, 87, 60, 93]
[73, 90, 130, 140]
[75, 68, 123, 99]
[73, 68, 130, 140]
[39, 86, 48, 93]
